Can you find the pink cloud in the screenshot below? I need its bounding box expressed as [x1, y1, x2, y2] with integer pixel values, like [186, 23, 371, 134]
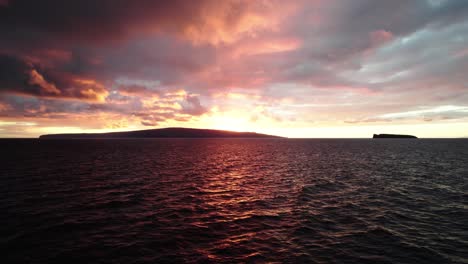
[370, 30, 394, 46]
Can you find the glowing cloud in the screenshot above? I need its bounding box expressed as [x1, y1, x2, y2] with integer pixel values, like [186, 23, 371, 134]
[1, 0, 468, 137]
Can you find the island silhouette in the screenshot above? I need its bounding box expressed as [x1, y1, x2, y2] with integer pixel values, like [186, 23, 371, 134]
[39, 127, 283, 139]
[373, 134, 417, 139]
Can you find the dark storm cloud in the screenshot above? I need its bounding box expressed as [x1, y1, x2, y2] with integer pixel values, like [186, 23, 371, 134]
[0, 0, 203, 43]
[0, 0, 222, 101]
[0, 53, 108, 101]
[0, 55, 32, 93]
[0, 0, 273, 47]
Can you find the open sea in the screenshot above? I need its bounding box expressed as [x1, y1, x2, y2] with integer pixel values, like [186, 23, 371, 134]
[1, 138, 467, 263]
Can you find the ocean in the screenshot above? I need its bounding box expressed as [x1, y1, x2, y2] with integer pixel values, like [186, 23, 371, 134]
[1, 139, 467, 263]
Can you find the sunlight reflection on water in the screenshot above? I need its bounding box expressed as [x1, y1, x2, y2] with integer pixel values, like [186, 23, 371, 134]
[1, 138, 467, 263]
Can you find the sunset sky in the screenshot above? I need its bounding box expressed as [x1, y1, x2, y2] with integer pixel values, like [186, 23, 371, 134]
[1, 0, 468, 138]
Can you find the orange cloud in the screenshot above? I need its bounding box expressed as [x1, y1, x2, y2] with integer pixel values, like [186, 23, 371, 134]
[73, 79, 109, 102]
[230, 38, 302, 57]
[28, 69, 61, 95]
[0, 102, 9, 112]
[181, 0, 297, 45]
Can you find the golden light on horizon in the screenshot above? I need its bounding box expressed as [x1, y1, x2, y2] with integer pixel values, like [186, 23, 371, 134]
[1, 1, 468, 138]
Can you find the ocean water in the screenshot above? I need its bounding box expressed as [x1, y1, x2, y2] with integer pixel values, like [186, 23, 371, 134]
[1, 138, 467, 263]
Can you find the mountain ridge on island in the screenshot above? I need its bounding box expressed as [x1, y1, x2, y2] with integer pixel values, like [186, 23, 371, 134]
[373, 134, 417, 139]
[39, 127, 283, 139]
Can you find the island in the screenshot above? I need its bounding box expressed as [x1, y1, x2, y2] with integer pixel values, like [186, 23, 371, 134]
[39, 127, 283, 139]
[373, 134, 417, 139]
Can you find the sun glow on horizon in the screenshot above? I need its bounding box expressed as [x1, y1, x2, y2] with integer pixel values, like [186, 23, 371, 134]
[1, 1, 468, 138]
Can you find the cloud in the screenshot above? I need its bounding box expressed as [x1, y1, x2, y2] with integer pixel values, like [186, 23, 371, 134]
[2, 0, 468, 137]
[118, 85, 160, 97]
[180, 94, 208, 116]
[0, 89, 209, 129]
[28, 69, 61, 95]
[0, 0, 290, 46]
[346, 105, 468, 123]
[0, 54, 108, 101]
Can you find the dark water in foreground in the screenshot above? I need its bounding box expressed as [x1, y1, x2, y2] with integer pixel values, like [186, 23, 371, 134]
[1, 139, 467, 263]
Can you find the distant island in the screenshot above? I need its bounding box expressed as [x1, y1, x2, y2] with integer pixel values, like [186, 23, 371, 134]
[39, 127, 283, 139]
[373, 134, 417, 139]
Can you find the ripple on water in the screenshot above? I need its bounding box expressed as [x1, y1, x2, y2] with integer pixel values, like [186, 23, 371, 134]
[1, 138, 467, 263]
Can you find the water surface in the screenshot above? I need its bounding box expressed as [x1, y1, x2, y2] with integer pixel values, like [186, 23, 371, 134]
[1, 139, 467, 263]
